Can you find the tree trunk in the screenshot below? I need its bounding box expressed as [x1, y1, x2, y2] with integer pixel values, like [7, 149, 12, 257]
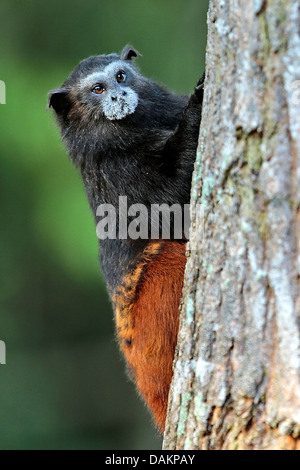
[163, 0, 300, 450]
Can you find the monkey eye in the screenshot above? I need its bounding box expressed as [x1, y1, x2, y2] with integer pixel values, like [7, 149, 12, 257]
[92, 84, 105, 95]
[116, 71, 126, 83]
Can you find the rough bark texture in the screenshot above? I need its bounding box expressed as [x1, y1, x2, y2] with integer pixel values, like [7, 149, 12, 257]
[163, 0, 300, 450]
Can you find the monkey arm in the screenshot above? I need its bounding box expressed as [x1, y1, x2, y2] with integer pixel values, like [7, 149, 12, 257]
[163, 73, 205, 161]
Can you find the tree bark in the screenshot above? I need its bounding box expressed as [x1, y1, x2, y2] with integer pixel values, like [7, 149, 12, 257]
[163, 0, 300, 450]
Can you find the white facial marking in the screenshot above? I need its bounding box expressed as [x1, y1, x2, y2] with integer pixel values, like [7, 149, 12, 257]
[80, 71, 106, 88]
[103, 87, 139, 120]
[79, 60, 139, 120]
[79, 60, 135, 89]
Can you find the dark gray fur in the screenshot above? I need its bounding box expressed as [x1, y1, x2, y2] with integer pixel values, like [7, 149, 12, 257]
[49, 46, 204, 294]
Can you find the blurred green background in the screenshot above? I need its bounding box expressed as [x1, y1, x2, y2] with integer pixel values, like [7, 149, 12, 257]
[0, 0, 208, 450]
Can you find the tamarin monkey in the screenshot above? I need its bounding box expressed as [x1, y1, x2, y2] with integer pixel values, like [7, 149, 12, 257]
[49, 45, 204, 432]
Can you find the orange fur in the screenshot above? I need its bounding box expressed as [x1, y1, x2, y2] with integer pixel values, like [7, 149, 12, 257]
[114, 241, 187, 432]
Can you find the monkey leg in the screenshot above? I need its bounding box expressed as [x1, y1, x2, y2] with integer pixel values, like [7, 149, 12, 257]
[114, 241, 187, 432]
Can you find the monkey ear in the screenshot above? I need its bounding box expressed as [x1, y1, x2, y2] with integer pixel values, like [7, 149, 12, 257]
[48, 88, 70, 115]
[120, 45, 141, 61]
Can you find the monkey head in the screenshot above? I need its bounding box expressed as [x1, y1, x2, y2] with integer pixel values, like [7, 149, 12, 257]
[49, 45, 142, 123]
[48, 45, 148, 161]
[48, 45, 187, 165]
[80, 61, 139, 121]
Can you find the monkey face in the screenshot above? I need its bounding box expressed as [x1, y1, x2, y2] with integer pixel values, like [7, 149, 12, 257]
[78, 61, 139, 121]
[49, 46, 142, 124]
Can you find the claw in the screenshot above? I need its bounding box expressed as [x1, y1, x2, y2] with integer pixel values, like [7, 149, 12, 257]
[196, 72, 205, 91]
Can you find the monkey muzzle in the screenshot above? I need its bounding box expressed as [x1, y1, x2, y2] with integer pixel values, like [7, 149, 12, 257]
[102, 87, 139, 121]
